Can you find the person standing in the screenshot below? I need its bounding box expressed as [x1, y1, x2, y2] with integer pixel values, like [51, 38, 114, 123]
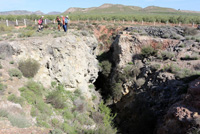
[61, 15, 66, 32]
[65, 16, 69, 32]
[56, 16, 62, 31]
[37, 16, 44, 32]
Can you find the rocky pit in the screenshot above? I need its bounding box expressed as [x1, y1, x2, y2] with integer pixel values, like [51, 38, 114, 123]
[95, 26, 200, 134]
[0, 25, 200, 134]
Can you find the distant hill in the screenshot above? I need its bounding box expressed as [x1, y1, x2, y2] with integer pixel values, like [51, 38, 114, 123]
[64, 3, 142, 14]
[142, 6, 177, 12]
[47, 11, 62, 15]
[0, 10, 44, 15]
[64, 3, 200, 15]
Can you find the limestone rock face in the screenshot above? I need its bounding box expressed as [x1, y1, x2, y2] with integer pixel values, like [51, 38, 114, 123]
[1, 31, 99, 97]
[112, 34, 179, 68]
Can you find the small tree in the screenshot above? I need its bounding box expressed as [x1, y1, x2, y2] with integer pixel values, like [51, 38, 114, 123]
[99, 60, 112, 77]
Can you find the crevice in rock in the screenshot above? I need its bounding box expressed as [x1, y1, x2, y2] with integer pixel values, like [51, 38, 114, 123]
[94, 26, 200, 134]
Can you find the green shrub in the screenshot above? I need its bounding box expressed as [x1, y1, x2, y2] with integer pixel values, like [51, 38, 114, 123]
[19, 80, 52, 115]
[111, 83, 122, 101]
[30, 106, 39, 117]
[141, 46, 157, 58]
[74, 89, 81, 97]
[95, 124, 117, 134]
[9, 61, 14, 64]
[8, 68, 22, 79]
[161, 51, 175, 60]
[92, 95, 97, 101]
[99, 60, 112, 77]
[20, 88, 37, 104]
[184, 27, 197, 36]
[88, 84, 95, 89]
[195, 38, 200, 42]
[25, 80, 44, 96]
[0, 109, 9, 117]
[7, 94, 25, 106]
[181, 55, 198, 60]
[62, 123, 76, 134]
[8, 114, 31, 128]
[0, 83, 7, 91]
[128, 62, 134, 65]
[0, 109, 31, 128]
[151, 64, 161, 71]
[77, 114, 93, 125]
[175, 68, 194, 78]
[0, 24, 12, 32]
[35, 100, 52, 115]
[63, 110, 74, 120]
[162, 64, 180, 73]
[46, 90, 66, 109]
[51, 81, 57, 88]
[123, 65, 140, 79]
[18, 58, 40, 78]
[18, 30, 35, 38]
[36, 117, 50, 128]
[99, 101, 116, 127]
[51, 118, 62, 128]
[162, 64, 198, 78]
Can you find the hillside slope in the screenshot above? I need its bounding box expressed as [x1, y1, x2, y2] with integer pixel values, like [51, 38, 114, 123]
[64, 3, 199, 15]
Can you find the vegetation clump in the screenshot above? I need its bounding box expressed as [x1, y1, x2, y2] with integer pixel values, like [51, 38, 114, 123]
[183, 27, 197, 36]
[0, 83, 7, 91]
[99, 101, 117, 133]
[161, 51, 175, 60]
[111, 82, 122, 101]
[18, 30, 35, 38]
[18, 58, 40, 78]
[46, 89, 67, 109]
[8, 94, 25, 106]
[8, 68, 22, 79]
[141, 46, 157, 58]
[0, 24, 12, 32]
[99, 60, 112, 77]
[0, 109, 31, 128]
[162, 64, 200, 78]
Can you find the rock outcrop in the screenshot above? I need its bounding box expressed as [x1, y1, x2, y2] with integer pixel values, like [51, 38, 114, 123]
[157, 77, 200, 134]
[0, 30, 99, 98]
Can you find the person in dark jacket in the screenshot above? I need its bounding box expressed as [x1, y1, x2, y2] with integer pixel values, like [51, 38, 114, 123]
[56, 16, 62, 31]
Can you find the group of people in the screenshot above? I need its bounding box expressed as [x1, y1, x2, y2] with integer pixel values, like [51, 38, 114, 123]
[56, 15, 69, 32]
[37, 15, 69, 32]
